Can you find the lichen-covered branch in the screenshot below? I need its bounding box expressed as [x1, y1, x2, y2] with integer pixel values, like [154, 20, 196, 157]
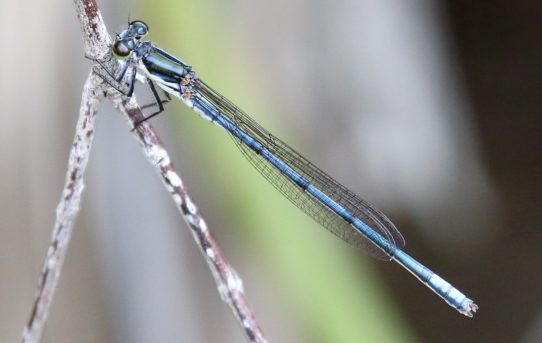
[21, 72, 103, 343]
[110, 94, 267, 343]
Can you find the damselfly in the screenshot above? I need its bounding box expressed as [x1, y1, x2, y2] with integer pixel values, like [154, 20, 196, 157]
[97, 20, 478, 317]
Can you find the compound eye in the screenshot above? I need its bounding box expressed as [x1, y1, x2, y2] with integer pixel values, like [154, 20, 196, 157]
[129, 20, 148, 37]
[112, 40, 131, 57]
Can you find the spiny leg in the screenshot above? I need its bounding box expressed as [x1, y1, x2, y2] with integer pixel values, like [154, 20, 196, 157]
[85, 54, 135, 96]
[115, 62, 130, 81]
[132, 78, 171, 128]
[141, 89, 171, 111]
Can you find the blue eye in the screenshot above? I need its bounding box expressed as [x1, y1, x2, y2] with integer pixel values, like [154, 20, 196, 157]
[128, 20, 149, 38]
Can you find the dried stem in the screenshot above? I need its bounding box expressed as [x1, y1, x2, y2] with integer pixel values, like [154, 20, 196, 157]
[21, 0, 266, 342]
[111, 94, 267, 343]
[21, 73, 104, 343]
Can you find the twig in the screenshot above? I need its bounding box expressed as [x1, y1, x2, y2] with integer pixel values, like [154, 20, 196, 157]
[21, 73, 104, 343]
[111, 94, 267, 343]
[22, 0, 266, 342]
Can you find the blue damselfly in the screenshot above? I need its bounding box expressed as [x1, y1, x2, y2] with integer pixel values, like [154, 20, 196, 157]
[97, 20, 478, 317]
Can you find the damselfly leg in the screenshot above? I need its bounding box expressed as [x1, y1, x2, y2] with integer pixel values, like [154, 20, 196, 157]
[85, 54, 136, 96]
[132, 78, 172, 127]
[88, 54, 171, 128]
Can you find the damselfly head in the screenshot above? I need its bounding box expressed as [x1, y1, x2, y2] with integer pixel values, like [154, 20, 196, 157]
[112, 20, 149, 59]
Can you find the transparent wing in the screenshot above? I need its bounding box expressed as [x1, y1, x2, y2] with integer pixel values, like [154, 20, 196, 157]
[195, 79, 405, 260]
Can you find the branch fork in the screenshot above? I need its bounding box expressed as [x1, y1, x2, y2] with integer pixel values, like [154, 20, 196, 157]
[21, 1, 266, 342]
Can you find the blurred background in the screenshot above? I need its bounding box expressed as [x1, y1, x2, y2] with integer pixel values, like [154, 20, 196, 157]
[1, 0, 540, 342]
